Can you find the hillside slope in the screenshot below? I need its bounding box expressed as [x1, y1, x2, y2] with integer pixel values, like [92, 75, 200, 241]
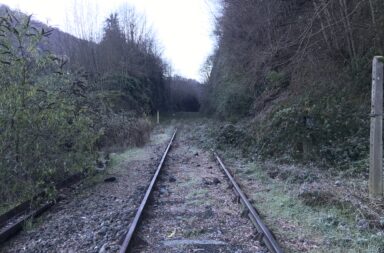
[205, 0, 384, 169]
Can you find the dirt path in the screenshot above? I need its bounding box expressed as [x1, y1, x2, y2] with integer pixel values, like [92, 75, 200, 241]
[131, 125, 264, 253]
[0, 127, 174, 253]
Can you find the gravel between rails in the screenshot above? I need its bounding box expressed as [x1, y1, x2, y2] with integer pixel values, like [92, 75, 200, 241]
[131, 125, 266, 253]
[0, 127, 174, 253]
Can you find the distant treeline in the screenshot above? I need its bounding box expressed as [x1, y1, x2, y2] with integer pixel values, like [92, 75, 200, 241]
[204, 0, 384, 169]
[0, 5, 199, 211]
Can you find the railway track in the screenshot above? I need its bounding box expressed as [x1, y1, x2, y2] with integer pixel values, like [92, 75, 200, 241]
[120, 130, 283, 253]
[1, 128, 283, 253]
[214, 152, 283, 253]
[119, 129, 177, 252]
[0, 173, 85, 244]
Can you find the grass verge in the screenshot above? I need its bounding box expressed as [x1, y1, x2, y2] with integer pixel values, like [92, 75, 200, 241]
[238, 162, 384, 253]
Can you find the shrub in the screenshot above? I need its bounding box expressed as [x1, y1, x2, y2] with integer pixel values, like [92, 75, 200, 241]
[97, 113, 152, 150]
[99, 74, 152, 114]
[0, 11, 98, 207]
[215, 83, 253, 120]
[255, 89, 369, 169]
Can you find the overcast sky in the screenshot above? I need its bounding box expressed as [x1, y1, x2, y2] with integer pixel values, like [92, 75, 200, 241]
[0, 0, 218, 81]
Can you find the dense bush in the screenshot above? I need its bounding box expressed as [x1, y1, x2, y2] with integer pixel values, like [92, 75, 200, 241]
[0, 8, 164, 210]
[205, 0, 382, 169]
[99, 74, 152, 114]
[97, 113, 151, 149]
[216, 84, 253, 119]
[255, 90, 369, 168]
[0, 12, 98, 205]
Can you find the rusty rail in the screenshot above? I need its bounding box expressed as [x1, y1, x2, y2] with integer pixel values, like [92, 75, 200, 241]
[119, 129, 177, 253]
[214, 152, 284, 253]
[0, 173, 84, 244]
[0, 201, 55, 244]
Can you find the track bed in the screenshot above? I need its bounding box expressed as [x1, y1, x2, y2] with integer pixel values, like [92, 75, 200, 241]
[130, 128, 265, 253]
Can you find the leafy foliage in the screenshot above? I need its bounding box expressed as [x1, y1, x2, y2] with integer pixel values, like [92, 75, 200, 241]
[0, 12, 98, 204]
[0, 7, 164, 210]
[99, 74, 152, 114]
[256, 90, 369, 168]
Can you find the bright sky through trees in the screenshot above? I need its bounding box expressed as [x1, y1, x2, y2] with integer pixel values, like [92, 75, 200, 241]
[0, 0, 217, 81]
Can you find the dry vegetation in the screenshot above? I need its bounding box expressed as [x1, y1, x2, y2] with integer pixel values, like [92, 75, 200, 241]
[200, 2, 384, 250]
[204, 0, 384, 169]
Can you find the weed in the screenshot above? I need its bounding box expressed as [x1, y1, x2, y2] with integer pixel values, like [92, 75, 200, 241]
[240, 162, 384, 253]
[109, 148, 149, 169]
[183, 228, 207, 238]
[23, 216, 44, 232]
[187, 189, 209, 199]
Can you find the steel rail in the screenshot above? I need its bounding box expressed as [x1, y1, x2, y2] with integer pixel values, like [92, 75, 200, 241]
[214, 152, 284, 253]
[0, 201, 54, 244]
[120, 129, 177, 253]
[0, 173, 84, 244]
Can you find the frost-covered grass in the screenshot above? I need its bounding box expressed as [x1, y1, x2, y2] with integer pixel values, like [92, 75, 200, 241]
[140, 116, 384, 252]
[110, 148, 150, 169]
[168, 117, 384, 253]
[239, 163, 384, 253]
[150, 126, 175, 145]
[109, 125, 174, 170]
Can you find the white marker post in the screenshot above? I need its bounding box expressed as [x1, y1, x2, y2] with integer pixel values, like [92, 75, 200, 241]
[369, 56, 383, 199]
[157, 110, 160, 124]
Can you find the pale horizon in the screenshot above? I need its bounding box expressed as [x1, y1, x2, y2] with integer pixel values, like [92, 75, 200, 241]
[0, 0, 218, 81]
